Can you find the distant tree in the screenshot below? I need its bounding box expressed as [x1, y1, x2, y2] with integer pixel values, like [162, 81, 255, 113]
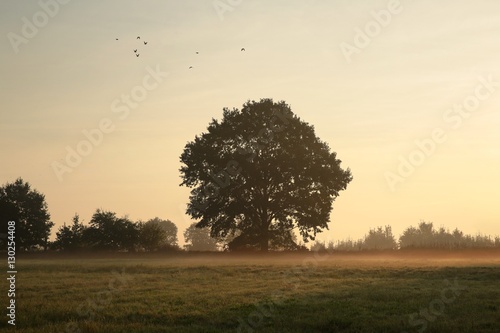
[399, 225, 419, 248]
[418, 221, 435, 247]
[146, 217, 178, 248]
[180, 98, 352, 251]
[362, 225, 397, 250]
[52, 214, 86, 251]
[434, 226, 454, 249]
[139, 220, 166, 251]
[470, 234, 495, 248]
[183, 223, 219, 251]
[85, 209, 139, 251]
[0, 178, 54, 250]
[312, 226, 396, 252]
[310, 240, 336, 252]
[399, 221, 499, 249]
[452, 228, 464, 248]
[310, 240, 327, 252]
[399, 221, 436, 248]
[334, 238, 363, 251]
[139, 219, 173, 251]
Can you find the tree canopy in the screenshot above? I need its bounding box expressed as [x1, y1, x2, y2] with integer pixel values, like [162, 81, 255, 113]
[53, 214, 85, 251]
[84, 209, 139, 251]
[51, 212, 180, 252]
[0, 178, 54, 250]
[180, 98, 352, 251]
[139, 217, 178, 251]
[183, 222, 219, 251]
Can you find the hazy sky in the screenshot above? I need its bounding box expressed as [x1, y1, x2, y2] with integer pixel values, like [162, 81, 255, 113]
[1, 0, 499, 245]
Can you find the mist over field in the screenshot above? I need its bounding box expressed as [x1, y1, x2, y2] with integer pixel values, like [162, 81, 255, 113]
[10, 251, 500, 332]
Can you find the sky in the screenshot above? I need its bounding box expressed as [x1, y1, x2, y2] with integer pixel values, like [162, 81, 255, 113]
[1, 0, 499, 246]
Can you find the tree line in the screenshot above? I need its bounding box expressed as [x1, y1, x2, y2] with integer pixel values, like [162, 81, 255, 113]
[0, 177, 303, 252]
[0, 178, 218, 252]
[311, 223, 500, 251]
[2, 178, 499, 253]
[51, 211, 219, 252]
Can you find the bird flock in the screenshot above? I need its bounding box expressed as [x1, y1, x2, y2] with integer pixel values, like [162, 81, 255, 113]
[115, 36, 245, 69]
[115, 36, 149, 58]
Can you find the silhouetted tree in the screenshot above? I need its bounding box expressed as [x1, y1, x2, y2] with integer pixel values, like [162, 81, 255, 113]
[317, 224, 500, 251]
[311, 240, 327, 252]
[469, 234, 496, 248]
[138, 220, 167, 251]
[52, 214, 86, 251]
[84, 209, 139, 251]
[434, 226, 454, 249]
[0, 178, 54, 250]
[138, 218, 178, 251]
[184, 222, 219, 251]
[399, 221, 436, 248]
[363, 225, 397, 250]
[180, 99, 352, 251]
[334, 238, 364, 251]
[399, 225, 419, 248]
[452, 228, 464, 248]
[329, 226, 396, 252]
[145, 217, 178, 249]
[418, 221, 435, 247]
[399, 221, 499, 249]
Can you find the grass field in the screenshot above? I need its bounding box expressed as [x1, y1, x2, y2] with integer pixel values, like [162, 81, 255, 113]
[5, 251, 500, 332]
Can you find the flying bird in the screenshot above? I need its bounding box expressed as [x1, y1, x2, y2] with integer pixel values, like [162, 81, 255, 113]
[136, 54, 140, 57]
[115, 38, 119, 41]
[241, 48, 245, 51]
[137, 36, 140, 39]
[196, 51, 199, 54]
[189, 66, 193, 69]
[133, 49, 137, 53]
[144, 41, 148, 45]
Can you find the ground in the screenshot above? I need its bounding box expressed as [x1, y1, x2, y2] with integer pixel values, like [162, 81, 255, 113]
[6, 250, 500, 332]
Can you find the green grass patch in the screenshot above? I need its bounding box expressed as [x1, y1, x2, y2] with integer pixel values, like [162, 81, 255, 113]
[3, 252, 500, 332]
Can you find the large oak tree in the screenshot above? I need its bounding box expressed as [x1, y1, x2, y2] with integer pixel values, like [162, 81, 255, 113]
[180, 99, 352, 251]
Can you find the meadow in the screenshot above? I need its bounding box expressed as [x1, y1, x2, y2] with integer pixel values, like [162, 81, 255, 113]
[7, 251, 500, 332]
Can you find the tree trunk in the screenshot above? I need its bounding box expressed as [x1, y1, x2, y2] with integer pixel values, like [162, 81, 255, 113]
[260, 213, 270, 252]
[260, 231, 269, 252]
